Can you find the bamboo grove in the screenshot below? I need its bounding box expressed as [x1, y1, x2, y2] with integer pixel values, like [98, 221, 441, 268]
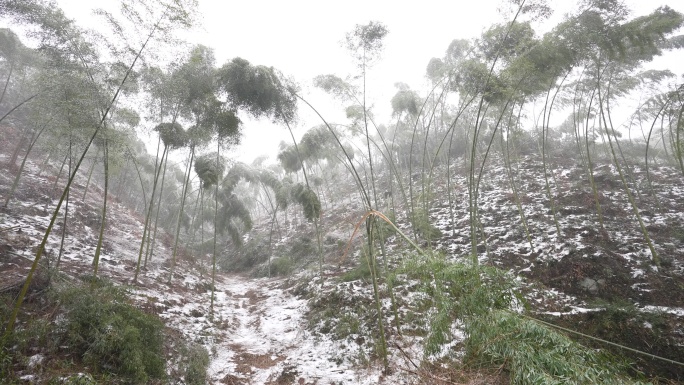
[1, 0, 684, 377]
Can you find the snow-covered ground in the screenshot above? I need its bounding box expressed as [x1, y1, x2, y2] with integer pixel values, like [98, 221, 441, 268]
[3, 142, 684, 382]
[0, 151, 425, 384]
[144, 272, 407, 384]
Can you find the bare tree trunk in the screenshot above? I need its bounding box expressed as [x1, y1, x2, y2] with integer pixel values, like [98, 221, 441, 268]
[56, 142, 72, 273]
[134, 139, 166, 283]
[82, 147, 101, 201]
[52, 153, 69, 195]
[92, 138, 109, 285]
[169, 147, 195, 282]
[145, 149, 169, 266]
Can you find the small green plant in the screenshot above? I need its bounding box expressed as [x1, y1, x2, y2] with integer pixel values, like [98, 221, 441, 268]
[0, 292, 56, 382]
[397, 254, 516, 357]
[397, 254, 646, 384]
[0, 342, 13, 384]
[410, 207, 442, 241]
[374, 210, 397, 243]
[182, 343, 210, 385]
[58, 282, 165, 384]
[334, 313, 362, 338]
[466, 310, 644, 385]
[270, 256, 295, 276]
[221, 234, 269, 272]
[341, 256, 372, 282]
[290, 236, 315, 258]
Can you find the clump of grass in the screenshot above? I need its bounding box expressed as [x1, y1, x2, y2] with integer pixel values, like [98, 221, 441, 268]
[466, 310, 645, 385]
[182, 343, 210, 385]
[306, 280, 377, 355]
[221, 234, 270, 273]
[269, 256, 295, 276]
[0, 342, 13, 384]
[0, 291, 57, 382]
[341, 255, 372, 282]
[57, 281, 166, 384]
[397, 253, 646, 384]
[411, 208, 442, 241]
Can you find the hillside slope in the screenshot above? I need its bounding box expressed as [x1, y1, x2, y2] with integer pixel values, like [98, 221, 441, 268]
[2, 134, 684, 383]
[0, 135, 424, 383]
[244, 152, 684, 381]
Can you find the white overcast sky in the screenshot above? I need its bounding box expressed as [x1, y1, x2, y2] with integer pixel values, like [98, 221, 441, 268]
[52, 0, 684, 164]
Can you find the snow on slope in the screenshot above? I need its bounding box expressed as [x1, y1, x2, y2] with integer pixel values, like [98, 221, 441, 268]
[0, 151, 420, 384]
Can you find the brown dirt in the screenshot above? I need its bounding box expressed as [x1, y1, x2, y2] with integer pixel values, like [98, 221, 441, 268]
[230, 344, 284, 375]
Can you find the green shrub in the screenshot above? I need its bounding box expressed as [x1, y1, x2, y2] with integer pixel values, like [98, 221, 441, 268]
[341, 255, 372, 282]
[270, 256, 295, 276]
[183, 343, 209, 385]
[466, 310, 644, 385]
[58, 283, 165, 384]
[290, 236, 315, 258]
[0, 292, 56, 382]
[397, 254, 645, 384]
[396, 254, 516, 356]
[410, 208, 442, 241]
[221, 234, 270, 272]
[14, 317, 54, 355]
[0, 343, 12, 384]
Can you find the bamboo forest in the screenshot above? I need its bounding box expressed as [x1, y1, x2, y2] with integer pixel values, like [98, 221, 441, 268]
[2, 0, 684, 383]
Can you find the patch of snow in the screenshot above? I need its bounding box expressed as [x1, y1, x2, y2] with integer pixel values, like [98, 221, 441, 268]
[27, 354, 44, 370]
[640, 306, 684, 317]
[537, 306, 603, 316]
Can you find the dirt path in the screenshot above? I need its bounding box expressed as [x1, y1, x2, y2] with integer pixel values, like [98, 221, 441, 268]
[146, 272, 381, 385]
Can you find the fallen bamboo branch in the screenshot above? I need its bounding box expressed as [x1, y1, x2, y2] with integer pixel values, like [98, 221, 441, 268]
[0, 225, 20, 233]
